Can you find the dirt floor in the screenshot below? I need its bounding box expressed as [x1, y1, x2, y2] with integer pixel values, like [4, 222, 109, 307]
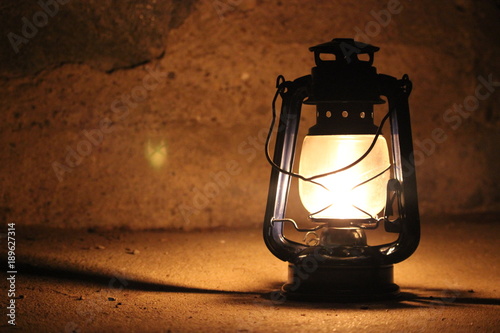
[1, 214, 499, 332]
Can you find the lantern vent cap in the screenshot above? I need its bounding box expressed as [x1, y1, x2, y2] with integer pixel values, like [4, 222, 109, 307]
[310, 38, 379, 66]
[309, 38, 379, 55]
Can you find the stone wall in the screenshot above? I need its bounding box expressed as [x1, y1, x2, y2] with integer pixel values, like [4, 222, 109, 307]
[1, 0, 499, 229]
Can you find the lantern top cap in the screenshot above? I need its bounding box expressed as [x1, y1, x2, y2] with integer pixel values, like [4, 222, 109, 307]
[304, 38, 384, 104]
[309, 38, 380, 55]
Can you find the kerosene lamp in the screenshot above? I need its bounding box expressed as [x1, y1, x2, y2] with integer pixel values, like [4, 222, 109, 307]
[263, 38, 420, 301]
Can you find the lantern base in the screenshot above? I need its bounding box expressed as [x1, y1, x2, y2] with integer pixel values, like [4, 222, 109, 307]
[281, 263, 399, 302]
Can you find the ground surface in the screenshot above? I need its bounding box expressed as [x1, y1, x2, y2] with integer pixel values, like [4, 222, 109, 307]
[1, 215, 499, 332]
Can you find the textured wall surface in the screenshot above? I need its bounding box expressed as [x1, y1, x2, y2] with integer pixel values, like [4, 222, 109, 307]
[1, 0, 499, 229]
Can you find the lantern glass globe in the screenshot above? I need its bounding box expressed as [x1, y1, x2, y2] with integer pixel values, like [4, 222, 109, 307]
[298, 135, 390, 220]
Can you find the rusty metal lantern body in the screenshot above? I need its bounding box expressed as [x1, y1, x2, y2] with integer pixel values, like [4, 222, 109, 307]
[263, 39, 420, 301]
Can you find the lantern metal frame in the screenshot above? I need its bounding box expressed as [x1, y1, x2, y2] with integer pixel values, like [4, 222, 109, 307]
[263, 39, 420, 301]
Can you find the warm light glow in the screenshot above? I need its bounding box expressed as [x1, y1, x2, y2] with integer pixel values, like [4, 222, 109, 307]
[298, 135, 390, 220]
[145, 139, 168, 169]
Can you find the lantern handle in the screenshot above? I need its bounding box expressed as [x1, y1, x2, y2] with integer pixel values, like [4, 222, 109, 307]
[276, 75, 285, 88]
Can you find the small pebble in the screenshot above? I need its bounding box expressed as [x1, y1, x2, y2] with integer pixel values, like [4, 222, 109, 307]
[96, 245, 106, 250]
[468, 289, 475, 293]
[108, 297, 116, 301]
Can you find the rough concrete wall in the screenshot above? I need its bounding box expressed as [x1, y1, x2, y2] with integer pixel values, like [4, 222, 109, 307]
[1, 0, 499, 229]
[0, 0, 195, 76]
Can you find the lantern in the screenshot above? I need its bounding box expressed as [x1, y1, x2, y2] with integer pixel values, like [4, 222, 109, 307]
[263, 38, 420, 301]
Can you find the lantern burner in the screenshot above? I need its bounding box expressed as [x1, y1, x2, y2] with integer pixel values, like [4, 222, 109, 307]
[320, 227, 367, 247]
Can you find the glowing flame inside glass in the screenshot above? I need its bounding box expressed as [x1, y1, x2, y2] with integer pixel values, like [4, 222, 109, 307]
[298, 135, 390, 220]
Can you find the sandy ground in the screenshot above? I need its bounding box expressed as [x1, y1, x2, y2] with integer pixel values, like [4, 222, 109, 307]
[1, 214, 499, 332]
